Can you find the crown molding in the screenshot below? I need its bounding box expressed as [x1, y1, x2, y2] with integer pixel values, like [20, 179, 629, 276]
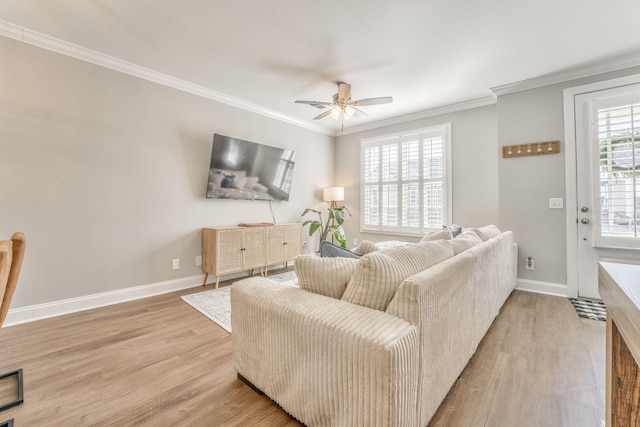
[491, 51, 640, 97]
[0, 20, 334, 136]
[337, 96, 496, 136]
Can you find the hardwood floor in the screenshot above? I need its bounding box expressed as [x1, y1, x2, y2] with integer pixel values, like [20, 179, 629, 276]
[0, 277, 605, 426]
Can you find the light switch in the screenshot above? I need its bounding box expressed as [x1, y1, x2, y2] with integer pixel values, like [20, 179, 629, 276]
[549, 198, 564, 209]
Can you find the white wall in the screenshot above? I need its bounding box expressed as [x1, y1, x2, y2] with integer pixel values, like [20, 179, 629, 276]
[0, 37, 334, 310]
[334, 104, 499, 244]
[497, 65, 640, 289]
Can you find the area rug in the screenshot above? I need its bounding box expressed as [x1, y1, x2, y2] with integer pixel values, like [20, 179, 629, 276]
[181, 271, 298, 332]
[569, 297, 606, 322]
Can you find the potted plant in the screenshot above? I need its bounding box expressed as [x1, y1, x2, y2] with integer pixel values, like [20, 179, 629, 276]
[302, 206, 351, 249]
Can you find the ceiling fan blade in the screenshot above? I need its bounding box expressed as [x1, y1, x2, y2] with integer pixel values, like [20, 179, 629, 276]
[313, 109, 333, 120]
[351, 97, 393, 106]
[337, 82, 351, 101]
[295, 100, 333, 109]
[353, 107, 369, 119]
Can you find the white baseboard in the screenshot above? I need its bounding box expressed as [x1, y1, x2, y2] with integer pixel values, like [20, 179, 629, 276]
[4, 264, 294, 327]
[4, 274, 207, 327]
[515, 278, 568, 297]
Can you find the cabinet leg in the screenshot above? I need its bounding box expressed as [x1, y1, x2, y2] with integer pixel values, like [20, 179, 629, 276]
[215, 276, 219, 290]
[203, 273, 208, 286]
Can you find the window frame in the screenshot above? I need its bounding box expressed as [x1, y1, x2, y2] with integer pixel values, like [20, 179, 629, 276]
[359, 123, 452, 237]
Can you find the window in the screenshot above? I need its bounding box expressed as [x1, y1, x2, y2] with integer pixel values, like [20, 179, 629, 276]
[360, 124, 452, 235]
[273, 150, 296, 193]
[596, 100, 640, 245]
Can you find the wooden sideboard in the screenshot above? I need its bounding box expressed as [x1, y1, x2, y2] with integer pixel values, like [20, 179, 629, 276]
[599, 262, 640, 426]
[202, 223, 301, 288]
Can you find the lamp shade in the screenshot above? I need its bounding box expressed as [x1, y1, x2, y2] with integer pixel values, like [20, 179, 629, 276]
[323, 187, 344, 202]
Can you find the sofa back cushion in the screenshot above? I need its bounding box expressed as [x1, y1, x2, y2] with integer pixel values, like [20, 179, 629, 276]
[294, 254, 359, 299]
[449, 229, 483, 255]
[473, 224, 502, 241]
[420, 230, 453, 242]
[341, 240, 454, 311]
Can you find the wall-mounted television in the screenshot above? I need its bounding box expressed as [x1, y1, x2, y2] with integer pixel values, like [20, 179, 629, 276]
[206, 134, 296, 201]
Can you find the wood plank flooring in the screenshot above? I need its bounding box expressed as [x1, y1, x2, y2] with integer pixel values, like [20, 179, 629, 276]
[0, 276, 605, 426]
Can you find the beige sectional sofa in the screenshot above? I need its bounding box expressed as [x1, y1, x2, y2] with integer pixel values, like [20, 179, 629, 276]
[231, 226, 517, 426]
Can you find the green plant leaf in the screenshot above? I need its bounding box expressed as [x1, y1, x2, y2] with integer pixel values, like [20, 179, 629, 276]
[308, 222, 321, 236]
[302, 208, 321, 216]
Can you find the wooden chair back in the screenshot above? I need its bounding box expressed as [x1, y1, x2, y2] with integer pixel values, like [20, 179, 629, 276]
[0, 233, 25, 327]
[0, 241, 12, 325]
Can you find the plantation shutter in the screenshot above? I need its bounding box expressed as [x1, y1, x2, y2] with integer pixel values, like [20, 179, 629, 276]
[361, 124, 451, 235]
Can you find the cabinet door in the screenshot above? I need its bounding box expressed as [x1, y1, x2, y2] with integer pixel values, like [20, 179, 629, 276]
[217, 229, 243, 274]
[265, 227, 285, 264]
[242, 228, 265, 269]
[283, 225, 301, 260]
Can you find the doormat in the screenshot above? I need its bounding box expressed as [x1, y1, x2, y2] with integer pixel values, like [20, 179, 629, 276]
[569, 298, 606, 322]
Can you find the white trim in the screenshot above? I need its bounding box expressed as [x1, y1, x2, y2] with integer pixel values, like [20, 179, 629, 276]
[0, 20, 333, 137]
[563, 73, 640, 299]
[339, 97, 495, 136]
[3, 274, 204, 327]
[515, 278, 568, 297]
[2, 266, 285, 327]
[492, 52, 640, 97]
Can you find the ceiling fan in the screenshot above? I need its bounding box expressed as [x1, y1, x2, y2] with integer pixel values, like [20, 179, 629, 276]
[295, 82, 393, 127]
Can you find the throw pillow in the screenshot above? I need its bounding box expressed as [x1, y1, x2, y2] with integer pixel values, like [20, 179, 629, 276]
[232, 176, 248, 189]
[210, 173, 224, 188]
[244, 176, 259, 189]
[474, 225, 502, 241]
[420, 230, 453, 242]
[294, 254, 359, 299]
[320, 241, 362, 259]
[341, 240, 454, 311]
[253, 183, 268, 193]
[449, 229, 483, 255]
[352, 240, 380, 255]
[442, 225, 463, 237]
[221, 174, 235, 188]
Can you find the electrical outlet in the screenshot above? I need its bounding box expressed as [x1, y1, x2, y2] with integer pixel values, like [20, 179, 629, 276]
[525, 257, 534, 270]
[172, 259, 180, 270]
[302, 241, 307, 248]
[195, 256, 202, 266]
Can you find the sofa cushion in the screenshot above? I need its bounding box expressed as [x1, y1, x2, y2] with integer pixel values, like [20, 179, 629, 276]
[443, 225, 463, 237]
[341, 240, 454, 311]
[420, 230, 453, 242]
[449, 229, 483, 255]
[352, 240, 380, 255]
[320, 241, 362, 259]
[473, 225, 502, 241]
[294, 254, 358, 299]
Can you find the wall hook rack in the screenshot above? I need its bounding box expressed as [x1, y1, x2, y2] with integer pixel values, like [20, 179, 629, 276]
[502, 140, 559, 158]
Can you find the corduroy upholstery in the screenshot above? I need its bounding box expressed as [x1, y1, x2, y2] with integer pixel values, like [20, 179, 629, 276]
[294, 254, 358, 299]
[231, 282, 419, 426]
[231, 231, 517, 426]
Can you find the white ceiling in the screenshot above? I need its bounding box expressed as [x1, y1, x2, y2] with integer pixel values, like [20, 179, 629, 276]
[2, 0, 640, 134]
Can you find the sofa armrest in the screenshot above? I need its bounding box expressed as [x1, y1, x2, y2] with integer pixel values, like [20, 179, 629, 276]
[231, 277, 419, 427]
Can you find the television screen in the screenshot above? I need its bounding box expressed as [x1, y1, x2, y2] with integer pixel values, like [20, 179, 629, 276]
[206, 134, 296, 201]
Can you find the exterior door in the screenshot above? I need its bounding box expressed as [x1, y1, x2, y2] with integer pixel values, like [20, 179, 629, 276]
[575, 84, 640, 299]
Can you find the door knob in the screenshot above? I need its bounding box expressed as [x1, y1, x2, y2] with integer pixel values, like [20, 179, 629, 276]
[581, 218, 590, 224]
[581, 206, 589, 212]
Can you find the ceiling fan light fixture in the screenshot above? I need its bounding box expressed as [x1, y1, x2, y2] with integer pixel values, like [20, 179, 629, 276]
[343, 105, 355, 120]
[330, 106, 341, 120]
